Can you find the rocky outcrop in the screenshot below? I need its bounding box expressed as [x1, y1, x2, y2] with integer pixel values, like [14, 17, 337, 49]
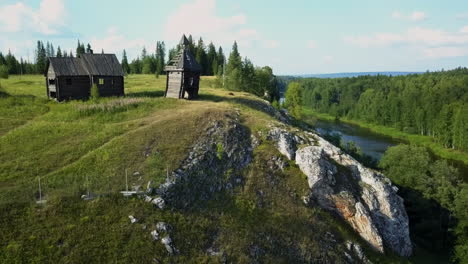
[156, 112, 252, 209]
[269, 127, 412, 257]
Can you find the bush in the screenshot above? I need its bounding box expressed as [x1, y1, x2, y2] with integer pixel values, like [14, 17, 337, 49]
[0, 65, 9, 79]
[90, 84, 99, 100]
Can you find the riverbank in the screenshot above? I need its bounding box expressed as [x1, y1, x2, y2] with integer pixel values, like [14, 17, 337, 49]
[303, 108, 468, 165]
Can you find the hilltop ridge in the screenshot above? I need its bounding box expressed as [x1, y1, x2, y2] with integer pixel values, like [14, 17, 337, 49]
[0, 75, 415, 263]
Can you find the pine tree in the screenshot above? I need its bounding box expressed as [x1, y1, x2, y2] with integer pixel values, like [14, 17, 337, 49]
[46, 42, 51, 57]
[155, 41, 166, 76]
[76, 40, 85, 57]
[195, 38, 207, 75]
[76, 40, 81, 57]
[121, 50, 130, 75]
[35, 41, 47, 74]
[217, 46, 225, 74]
[5, 50, 18, 74]
[0, 52, 6, 65]
[225, 41, 242, 90]
[86, 43, 93, 54]
[206, 42, 217, 76]
[50, 44, 55, 58]
[56, 46, 62, 57]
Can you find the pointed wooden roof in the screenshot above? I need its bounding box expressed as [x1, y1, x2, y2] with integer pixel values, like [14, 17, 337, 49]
[164, 35, 202, 73]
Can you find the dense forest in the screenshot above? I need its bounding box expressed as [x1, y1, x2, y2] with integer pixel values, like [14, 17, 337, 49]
[299, 69, 468, 152]
[379, 145, 467, 262]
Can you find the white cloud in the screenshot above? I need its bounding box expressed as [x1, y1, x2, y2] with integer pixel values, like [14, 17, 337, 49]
[345, 26, 468, 58]
[409, 11, 427, 21]
[90, 27, 148, 59]
[456, 13, 468, 20]
[391, 10, 427, 21]
[423, 46, 468, 58]
[164, 0, 273, 50]
[263, 40, 279, 49]
[345, 27, 468, 47]
[460, 25, 468, 34]
[307, 40, 317, 49]
[0, 0, 66, 35]
[323, 55, 334, 63]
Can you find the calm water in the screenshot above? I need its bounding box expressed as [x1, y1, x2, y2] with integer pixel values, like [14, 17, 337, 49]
[311, 119, 400, 160]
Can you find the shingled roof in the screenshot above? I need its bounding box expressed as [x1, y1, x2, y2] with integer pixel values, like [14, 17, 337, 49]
[47, 57, 89, 76]
[164, 47, 202, 72]
[80, 54, 124, 76]
[46, 54, 124, 77]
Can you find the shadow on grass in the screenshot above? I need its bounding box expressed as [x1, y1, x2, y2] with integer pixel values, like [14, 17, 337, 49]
[126, 90, 165, 98]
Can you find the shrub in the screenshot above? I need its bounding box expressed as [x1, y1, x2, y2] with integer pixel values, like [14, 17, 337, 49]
[0, 65, 9, 79]
[90, 84, 99, 100]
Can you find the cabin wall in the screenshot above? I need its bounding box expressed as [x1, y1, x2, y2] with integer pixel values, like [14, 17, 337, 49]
[46, 65, 57, 99]
[92, 76, 124, 97]
[57, 76, 91, 101]
[166, 71, 183, 98]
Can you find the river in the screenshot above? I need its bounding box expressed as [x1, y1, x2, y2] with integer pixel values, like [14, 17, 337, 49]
[304, 116, 468, 180]
[305, 118, 400, 161]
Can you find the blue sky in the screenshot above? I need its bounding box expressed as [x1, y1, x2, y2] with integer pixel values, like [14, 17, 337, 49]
[0, 0, 467, 75]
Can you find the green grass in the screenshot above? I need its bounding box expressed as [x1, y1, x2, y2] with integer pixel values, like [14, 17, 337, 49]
[302, 107, 468, 165]
[0, 75, 442, 263]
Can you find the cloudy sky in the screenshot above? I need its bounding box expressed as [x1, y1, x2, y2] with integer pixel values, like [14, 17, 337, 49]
[0, 0, 467, 75]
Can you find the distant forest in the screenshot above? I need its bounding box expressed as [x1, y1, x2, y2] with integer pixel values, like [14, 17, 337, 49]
[299, 69, 468, 152]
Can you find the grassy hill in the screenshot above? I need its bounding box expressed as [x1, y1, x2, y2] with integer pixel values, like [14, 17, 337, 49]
[0, 75, 435, 263]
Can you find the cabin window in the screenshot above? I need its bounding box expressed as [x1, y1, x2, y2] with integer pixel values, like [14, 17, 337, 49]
[48, 79, 56, 85]
[99, 78, 104, 85]
[66, 78, 72, 85]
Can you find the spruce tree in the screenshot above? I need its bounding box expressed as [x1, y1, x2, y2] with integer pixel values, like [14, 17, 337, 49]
[86, 43, 93, 54]
[225, 41, 242, 90]
[35, 41, 47, 74]
[121, 50, 130, 75]
[195, 38, 207, 75]
[56, 46, 62, 57]
[207, 42, 217, 76]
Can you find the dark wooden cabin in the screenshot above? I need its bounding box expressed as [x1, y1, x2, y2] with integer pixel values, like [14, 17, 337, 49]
[164, 35, 202, 99]
[45, 54, 124, 101]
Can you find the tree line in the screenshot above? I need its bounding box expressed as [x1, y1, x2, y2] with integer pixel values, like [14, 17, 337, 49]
[379, 144, 467, 262]
[223, 41, 280, 102]
[298, 69, 468, 152]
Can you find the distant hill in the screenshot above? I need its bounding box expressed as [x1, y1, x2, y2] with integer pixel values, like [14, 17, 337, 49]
[292, 72, 423, 79]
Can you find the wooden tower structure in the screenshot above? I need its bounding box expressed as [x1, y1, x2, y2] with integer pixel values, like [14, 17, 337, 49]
[164, 35, 202, 99]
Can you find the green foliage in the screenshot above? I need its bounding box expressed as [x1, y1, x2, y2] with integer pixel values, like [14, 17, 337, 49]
[90, 84, 100, 100]
[299, 69, 468, 152]
[121, 50, 130, 75]
[216, 142, 224, 160]
[0, 65, 8, 79]
[224, 42, 280, 101]
[379, 144, 466, 260]
[284, 82, 302, 119]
